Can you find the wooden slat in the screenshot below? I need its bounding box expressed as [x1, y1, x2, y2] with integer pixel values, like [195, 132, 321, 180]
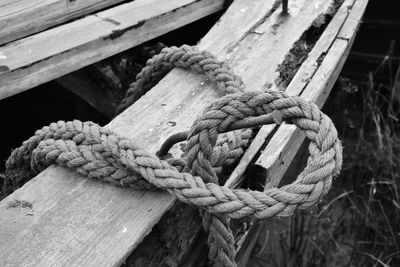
[0, 0, 225, 100]
[0, 0, 346, 266]
[255, 0, 369, 187]
[0, 0, 128, 45]
[225, 0, 357, 189]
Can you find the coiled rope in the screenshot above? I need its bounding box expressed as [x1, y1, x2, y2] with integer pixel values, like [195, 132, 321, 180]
[4, 45, 342, 267]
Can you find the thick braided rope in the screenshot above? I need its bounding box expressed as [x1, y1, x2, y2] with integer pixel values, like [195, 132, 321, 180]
[116, 45, 248, 266]
[166, 129, 252, 174]
[3, 121, 157, 192]
[4, 91, 342, 266]
[4, 121, 251, 192]
[6, 45, 249, 267]
[38, 91, 340, 218]
[4, 46, 342, 266]
[6, 93, 343, 216]
[184, 91, 342, 216]
[183, 90, 341, 264]
[117, 45, 245, 114]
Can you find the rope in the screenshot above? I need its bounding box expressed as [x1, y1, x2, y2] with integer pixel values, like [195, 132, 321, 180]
[117, 45, 245, 114]
[3, 45, 342, 266]
[118, 45, 252, 265]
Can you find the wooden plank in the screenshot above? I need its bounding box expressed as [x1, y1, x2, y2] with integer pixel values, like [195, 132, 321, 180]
[0, 0, 128, 45]
[255, 0, 369, 188]
[0, 166, 172, 267]
[0, 0, 341, 266]
[0, 0, 225, 100]
[224, 0, 357, 185]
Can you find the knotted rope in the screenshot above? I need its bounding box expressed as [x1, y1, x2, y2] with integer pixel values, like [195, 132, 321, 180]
[4, 45, 342, 267]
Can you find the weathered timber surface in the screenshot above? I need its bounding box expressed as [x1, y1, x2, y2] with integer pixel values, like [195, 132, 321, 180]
[0, 0, 127, 45]
[0, 0, 364, 266]
[0, 0, 225, 100]
[225, 0, 356, 190]
[255, 0, 369, 186]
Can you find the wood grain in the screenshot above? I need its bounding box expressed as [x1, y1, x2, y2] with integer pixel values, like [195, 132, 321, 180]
[226, 0, 358, 189]
[0, 0, 225, 100]
[0, 0, 130, 45]
[255, 0, 369, 188]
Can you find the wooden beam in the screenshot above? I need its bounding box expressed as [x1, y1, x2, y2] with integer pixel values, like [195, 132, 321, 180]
[0, 0, 129, 46]
[0, 0, 351, 266]
[0, 0, 225, 100]
[225, 0, 357, 192]
[225, 0, 367, 191]
[255, 0, 369, 188]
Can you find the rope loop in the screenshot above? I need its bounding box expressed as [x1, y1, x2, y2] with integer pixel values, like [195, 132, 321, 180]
[3, 45, 342, 267]
[184, 90, 342, 212]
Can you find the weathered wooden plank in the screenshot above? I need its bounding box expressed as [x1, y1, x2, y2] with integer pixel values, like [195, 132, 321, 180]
[0, 166, 173, 267]
[0, 0, 128, 45]
[224, 0, 357, 187]
[0, 0, 343, 266]
[255, 0, 369, 187]
[0, 0, 225, 100]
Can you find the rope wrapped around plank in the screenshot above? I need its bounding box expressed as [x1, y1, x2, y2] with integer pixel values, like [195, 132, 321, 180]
[4, 45, 342, 267]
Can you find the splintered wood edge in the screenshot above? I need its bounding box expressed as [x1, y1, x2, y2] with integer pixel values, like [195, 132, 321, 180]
[255, 0, 368, 182]
[0, 0, 225, 100]
[0, 0, 127, 45]
[224, 0, 357, 188]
